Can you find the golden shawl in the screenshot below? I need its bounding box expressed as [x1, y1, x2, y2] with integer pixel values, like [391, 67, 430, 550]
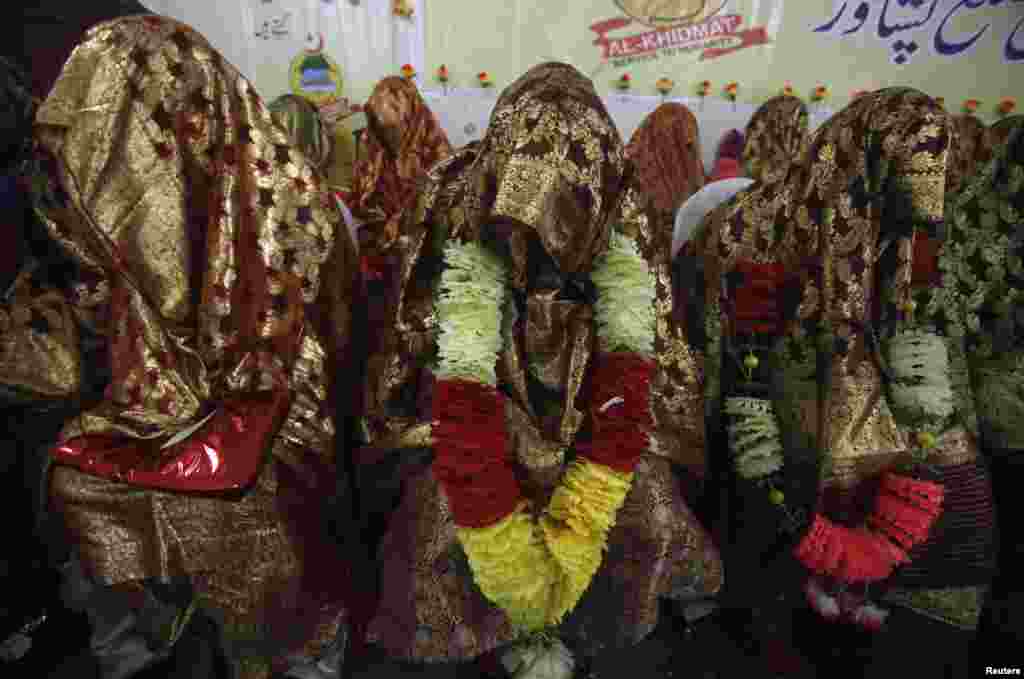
[360, 63, 721, 661]
[363, 61, 629, 451]
[268, 93, 332, 171]
[20, 16, 354, 673]
[350, 76, 452, 255]
[742, 94, 809, 184]
[691, 88, 994, 629]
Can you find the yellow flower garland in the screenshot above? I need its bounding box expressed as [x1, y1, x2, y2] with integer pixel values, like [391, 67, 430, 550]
[435, 235, 651, 631]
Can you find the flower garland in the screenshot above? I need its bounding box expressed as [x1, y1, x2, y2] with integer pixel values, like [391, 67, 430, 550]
[790, 319, 950, 620]
[432, 234, 654, 633]
[724, 396, 784, 479]
[724, 262, 948, 630]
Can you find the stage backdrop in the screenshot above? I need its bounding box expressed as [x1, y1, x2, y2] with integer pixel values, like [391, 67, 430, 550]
[425, 0, 1022, 122]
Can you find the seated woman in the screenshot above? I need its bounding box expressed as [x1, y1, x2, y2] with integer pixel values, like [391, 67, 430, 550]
[684, 88, 997, 676]
[1, 16, 359, 679]
[741, 95, 809, 184]
[944, 118, 1024, 661]
[348, 76, 452, 320]
[356, 62, 722, 677]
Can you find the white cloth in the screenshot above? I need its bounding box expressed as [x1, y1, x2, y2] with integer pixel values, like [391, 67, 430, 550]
[334, 195, 359, 252]
[672, 178, 755, 259]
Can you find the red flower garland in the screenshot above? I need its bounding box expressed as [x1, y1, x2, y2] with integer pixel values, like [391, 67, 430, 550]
[432, 355, 654, 530]
[732, 260, 786, 335]
[867, 472, 945, 549]
[794, 473, 944, 583]
[431, 379, 520, 528]
[577, 352, 655, 473]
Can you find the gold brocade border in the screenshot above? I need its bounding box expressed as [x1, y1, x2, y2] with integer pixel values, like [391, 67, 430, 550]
[824, 428, 977, 487]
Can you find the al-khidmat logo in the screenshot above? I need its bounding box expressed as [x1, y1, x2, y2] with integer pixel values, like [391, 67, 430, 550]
[592, 0, 771, 64]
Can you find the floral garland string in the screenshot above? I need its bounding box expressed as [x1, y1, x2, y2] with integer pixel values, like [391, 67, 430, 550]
[724, 263, 947, 630]
[431, 233, 655, 633]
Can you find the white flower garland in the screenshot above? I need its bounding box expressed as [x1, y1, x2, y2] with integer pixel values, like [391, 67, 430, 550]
[435, 239, 508, 385]
[591, 231, 656, 355]
[724, 396, 785, 480]
[501, 636, 574, 679]
[887, 329, 955, 425]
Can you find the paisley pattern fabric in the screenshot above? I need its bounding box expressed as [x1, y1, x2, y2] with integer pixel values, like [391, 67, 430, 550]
[946, 114, 992, 196]
[350, 76, 452, 258]
[358, 62, 721, 663]
[741, 95, 808, 184]
[987, 114, 1024, 150]
[268, 94, 332, 171]
[625, 102, 704, 224]
[681, 88, 995, 630]
[4, 16, 356, 677]
[935, 119, 1024, 451]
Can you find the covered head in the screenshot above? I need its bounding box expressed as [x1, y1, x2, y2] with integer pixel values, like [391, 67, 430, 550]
[626, 102, 704, 217]
[946, 113, 992, 196]
[439, 62, 629, 279]
[987, 114, 1024, 151]
[268, 93, 332, 171]
[742, 95, 808, 184]
[351, 76, 452, 253]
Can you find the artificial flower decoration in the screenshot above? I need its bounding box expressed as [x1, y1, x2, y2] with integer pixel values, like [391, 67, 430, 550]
[781, 81, 795, 97]
[723, 81, 739, 110]
[697, 80, 711, 97]
[436, 64, 450, 84]
[400, 63, 416, 79]
[392, 0, 414, 18]
[617, 73, 632, 91]
[811, 84, 829, 102]
[963, 98, 980, 114]
[998, 96, 1017, 116]
[477, 71, 493, 88]
[655, 77, 674, 96]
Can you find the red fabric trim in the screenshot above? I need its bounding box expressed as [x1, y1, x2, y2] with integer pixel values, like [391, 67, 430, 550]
[577, 352, 654, 474]
[431, 379, 520, 528]
[732, 259, 785, 335]
[52, 392, 289, 492]
[911, 235, 941, 286]
[360, 254, 387, 282]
